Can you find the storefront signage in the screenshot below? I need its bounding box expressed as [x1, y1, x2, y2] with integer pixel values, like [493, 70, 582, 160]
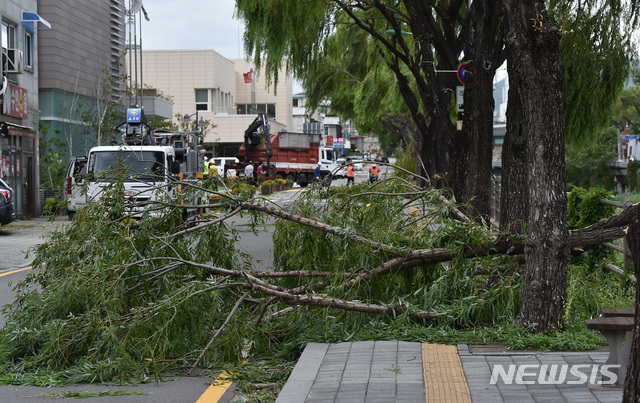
[3, 84, 28, 118]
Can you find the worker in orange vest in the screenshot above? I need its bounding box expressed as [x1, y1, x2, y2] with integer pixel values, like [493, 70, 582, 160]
[346, 164, 355, 186]
[369, 163, 380, 183]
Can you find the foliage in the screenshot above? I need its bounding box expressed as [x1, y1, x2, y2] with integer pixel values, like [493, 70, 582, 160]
[567, 187, 617, 270]
[551, 1, 639, 146]
[230, 180, 257, 198]
[38, 121, 68, 192]
[565, 127, 618, 190]
[568, 187, 616, 228]
[628, 160, 640, 192]
[42, 197, 64, 216]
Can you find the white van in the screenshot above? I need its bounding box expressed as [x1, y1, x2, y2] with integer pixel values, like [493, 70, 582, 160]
[213, 157, 239, 178]
[63, 156, 87, 219]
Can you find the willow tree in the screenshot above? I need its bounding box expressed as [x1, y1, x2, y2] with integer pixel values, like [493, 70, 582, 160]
[236, 0, 494, 207]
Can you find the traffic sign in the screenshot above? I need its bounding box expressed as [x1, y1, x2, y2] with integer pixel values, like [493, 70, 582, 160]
[456, 86, 464, 112]
[457, 63, 466, 85]
[624, 135, 639, 140]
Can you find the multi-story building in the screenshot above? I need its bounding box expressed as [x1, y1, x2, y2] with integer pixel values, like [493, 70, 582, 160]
[1, 1, 46, 217]
[37, 0, 126, 158]
[137, 50, 292, 159]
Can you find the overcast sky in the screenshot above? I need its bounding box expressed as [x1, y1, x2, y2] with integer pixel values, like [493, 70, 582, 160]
[136, 0, 246, 59]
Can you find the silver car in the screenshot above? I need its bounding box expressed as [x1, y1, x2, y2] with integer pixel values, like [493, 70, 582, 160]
[63, 156, 87, 219]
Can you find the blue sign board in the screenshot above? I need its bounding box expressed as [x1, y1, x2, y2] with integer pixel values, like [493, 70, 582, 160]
[127, 108, 142, 123]
[624, 135, 639, 140]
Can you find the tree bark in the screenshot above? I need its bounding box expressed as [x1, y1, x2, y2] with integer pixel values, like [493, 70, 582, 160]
[463, 0, 505, 221]
[623, 207, 640, 402]
[502, 1, 571, 333]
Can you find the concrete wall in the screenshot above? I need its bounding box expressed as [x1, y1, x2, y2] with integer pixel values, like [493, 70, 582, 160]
[38, 0, 124, 97]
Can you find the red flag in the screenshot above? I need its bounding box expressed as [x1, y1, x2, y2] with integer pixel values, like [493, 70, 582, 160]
[243, 69, 253, 83]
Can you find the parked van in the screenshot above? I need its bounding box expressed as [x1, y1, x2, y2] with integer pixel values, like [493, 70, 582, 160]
[63, 156, 87, 219]
[213, 157, 239, 177]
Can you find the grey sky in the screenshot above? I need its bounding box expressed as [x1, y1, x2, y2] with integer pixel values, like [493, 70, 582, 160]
[137, 0, 246, 59]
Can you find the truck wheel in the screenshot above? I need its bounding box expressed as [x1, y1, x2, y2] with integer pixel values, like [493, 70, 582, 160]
[299, 182, 309, 188]
[286, 174, 295, 185]
[68, 211, 76, 220]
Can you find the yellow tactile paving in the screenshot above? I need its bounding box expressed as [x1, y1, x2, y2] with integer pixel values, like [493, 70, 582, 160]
[422, 343, 472, 403]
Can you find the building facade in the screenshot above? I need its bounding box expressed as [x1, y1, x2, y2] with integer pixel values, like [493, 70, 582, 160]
[38, 0, 126, 158]
[1, 1, 45, 217]
[136, 50, 292, 159]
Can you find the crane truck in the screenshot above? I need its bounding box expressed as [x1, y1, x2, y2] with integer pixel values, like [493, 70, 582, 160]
[224, 114, 342, 186]
[67, 108, 205, 219]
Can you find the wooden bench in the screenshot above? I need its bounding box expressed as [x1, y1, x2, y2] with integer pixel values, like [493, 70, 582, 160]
[602, 308, 635, 318]
[585, 315, 635, 385]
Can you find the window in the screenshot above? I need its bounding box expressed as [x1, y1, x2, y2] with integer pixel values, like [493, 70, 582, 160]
[2, 22, 16, 50]
[267, 104, 276, 118]
[195, 89, 209, 111]
[24, 31, 33, 69]
[236, 104, 276, 119]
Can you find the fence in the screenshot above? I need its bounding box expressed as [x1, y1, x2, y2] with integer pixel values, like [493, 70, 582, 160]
[578, 195, 638, 283]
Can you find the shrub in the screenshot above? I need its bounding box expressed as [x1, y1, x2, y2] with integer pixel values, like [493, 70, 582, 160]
[42, 197, 64, 216]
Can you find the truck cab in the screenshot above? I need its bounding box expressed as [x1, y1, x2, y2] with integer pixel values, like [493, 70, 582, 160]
[84, 145, 178, 217]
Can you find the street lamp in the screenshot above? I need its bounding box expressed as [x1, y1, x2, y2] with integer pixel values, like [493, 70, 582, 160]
[183, 112, 205, 135]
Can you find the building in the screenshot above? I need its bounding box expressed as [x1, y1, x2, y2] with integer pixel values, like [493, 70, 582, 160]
[1, 1, 47, 217]
[37, 0, 126, 158]
[136, 50, 292, 159]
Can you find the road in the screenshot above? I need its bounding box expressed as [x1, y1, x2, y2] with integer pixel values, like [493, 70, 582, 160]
[0, 165, 384, 402]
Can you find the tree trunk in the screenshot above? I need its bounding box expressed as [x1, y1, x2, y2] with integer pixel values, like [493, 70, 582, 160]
[623, 208, 640, 401]
[500, 56, 528, 234]
[464, 0, 505, 221]
[502, 1, 571, 333]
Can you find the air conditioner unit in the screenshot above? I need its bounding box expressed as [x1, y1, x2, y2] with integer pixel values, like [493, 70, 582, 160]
[2, 49, 24, 74]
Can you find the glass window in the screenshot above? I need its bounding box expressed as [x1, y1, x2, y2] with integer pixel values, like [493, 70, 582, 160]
[2, 22, 16, 50]
[88, 150, 166, 182]
[237, 104, 246, 115]
[195, 89, 208, 102]
[24, 31, 33, 69]
[267, 104, 276, 118]
[195, 89, 209, 111]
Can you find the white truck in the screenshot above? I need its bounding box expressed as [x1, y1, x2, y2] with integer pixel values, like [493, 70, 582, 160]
[66, 108, 204, 219]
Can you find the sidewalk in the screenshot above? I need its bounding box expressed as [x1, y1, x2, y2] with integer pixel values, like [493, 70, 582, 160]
[275, 341, 623, 403]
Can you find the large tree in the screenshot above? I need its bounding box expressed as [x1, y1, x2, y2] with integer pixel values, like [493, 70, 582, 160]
[236, 0, 483, 203]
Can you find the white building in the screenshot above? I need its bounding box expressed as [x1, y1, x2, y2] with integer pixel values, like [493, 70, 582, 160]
[135, 50, 292, 158]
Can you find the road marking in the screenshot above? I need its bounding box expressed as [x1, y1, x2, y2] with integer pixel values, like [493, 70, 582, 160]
[196, 372, 232, 402]
[422, 343, 471, 402]
[0, 266, 32, 278]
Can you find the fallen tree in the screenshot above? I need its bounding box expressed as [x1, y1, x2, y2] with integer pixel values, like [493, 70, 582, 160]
[0, 174, 633, 385]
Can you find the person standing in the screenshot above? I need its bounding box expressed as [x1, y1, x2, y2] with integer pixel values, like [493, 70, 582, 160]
[314, 162, 322, 183]
[245, 163, 254, 185]
[346, 164, 355, 186]
[369, 163, 380, 183]
[257, 163, 265, 184]
[203, 156, 209, 177]
[208, 160, 218, 178]
[208, 160, 219, 191]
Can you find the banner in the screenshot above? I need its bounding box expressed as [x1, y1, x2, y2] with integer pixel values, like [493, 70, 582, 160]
[3, 84, 28, 118]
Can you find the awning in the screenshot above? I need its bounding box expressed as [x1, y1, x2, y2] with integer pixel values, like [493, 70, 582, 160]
[22, 12, 51, 31]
